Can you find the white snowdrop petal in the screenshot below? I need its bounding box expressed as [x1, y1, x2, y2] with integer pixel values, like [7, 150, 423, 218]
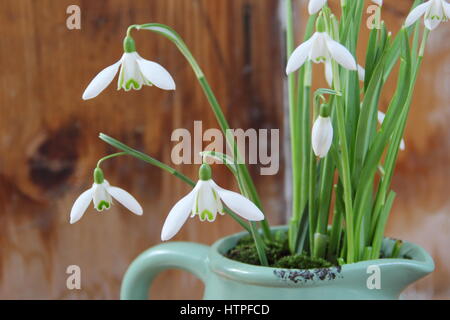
[119, 53, 145, 91]
[377, 111, 386, 124]
[372, 0, 382, 6]
[137, 58, 176, 90]
[312, 116, 333, 158]
[326, 38, 357, 70]
[357, 65, 365, 82]
[161, 189, 196, 241]
[107, 186, 143, 215]
[211, 181, 264, 221]
[286, 36, 315, 74]
[400, 139, 406, 151]
[308, 0, 327, 15]
[309, 33, 328, 64]
[424, 17, 441, 30]
[194, 181, 219, 222]
[444, 1, 450, 18]
[92, 182, 112, 211]
[405, 2, 430, 27]
[378, 111, 405, 151]
[70, 188, 93, 224]
[82, 60, 122, 100]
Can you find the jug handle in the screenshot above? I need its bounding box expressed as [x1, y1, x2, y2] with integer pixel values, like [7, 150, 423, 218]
[120, 242, 209, 299]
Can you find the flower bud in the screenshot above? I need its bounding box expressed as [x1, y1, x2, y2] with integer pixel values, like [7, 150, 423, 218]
[312, 116, 333, 158]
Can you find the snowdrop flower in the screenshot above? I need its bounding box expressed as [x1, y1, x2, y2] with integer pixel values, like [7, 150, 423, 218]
[372, 0, 383, 6]
[161, 164, 264, 241]
[325, 61, 365, 87]
[286, 15, 357, 75]
[70, 168, 143, 224]
[405, 0, 450, 30]
[377, 111, 406, 150]
[308, 0, 327, 15]
[312, 111, 333, 158]
[308, 0, 382, 15]
[82, 36, 175, 100]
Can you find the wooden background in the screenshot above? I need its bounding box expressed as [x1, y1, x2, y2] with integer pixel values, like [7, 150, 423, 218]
[0, 0, 448, 299]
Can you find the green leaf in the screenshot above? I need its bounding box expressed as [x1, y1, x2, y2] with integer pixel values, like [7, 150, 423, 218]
[371, 191, 396, 259]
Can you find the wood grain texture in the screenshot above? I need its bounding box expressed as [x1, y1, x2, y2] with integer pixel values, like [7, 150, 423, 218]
[0, 0, 448, 299]
[0, 0, 284, 299]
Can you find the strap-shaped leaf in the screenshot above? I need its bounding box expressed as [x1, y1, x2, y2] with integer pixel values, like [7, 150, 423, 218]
[353, 29, 412, 232]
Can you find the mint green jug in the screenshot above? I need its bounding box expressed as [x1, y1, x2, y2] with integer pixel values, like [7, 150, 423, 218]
[120, 227, 434, 300]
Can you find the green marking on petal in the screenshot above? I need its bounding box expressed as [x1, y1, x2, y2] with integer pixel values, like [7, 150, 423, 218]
[118, 71, 124, 90]
[195, 193, 199, 214]
[200, 209, 215, 222]
[96, 200, 111, 211]
[125, 79, 141, 91]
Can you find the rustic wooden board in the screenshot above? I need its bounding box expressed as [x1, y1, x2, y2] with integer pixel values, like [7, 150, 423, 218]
[0, 0, 448, 299]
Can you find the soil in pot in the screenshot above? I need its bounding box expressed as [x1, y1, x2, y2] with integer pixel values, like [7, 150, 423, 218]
[225, 231, 334, 269]
[225, 231, 410, 269]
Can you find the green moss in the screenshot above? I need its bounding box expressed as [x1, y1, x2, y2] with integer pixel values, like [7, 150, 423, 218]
[225, 231, 334, 269]
[273, 254, 332, 269]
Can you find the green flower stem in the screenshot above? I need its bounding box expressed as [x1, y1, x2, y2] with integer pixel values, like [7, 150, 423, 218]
[316, 156, 334, 235]
[331, 60, 355, 263]
[391, 240, 403, 258]
[250, 222, 269, 266]
[308, 150, 317, 254]
[286, 0, 301, 253]
[100, 133, 194, 187]
[286, 6, 316, 254]
[96, 152, 128, 168]
[308, 99, 321, 253]
[363, 246, 373, 261]
[328, 186, 343, 260]
[326, 12, 356, 262]
[297, 62, 312, 253]
[135, 23, 272, 242]
[98, 133, 252, 234]
[313, 233, 328, 258]
[371, 191, 396, 259]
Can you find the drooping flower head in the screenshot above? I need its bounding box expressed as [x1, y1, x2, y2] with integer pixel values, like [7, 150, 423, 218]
[82, 35, 175, 100]
[161, 164, 264, 241]
[311, 105, 333, 158]
[70, 168, 143, 224]
[405, 0, 450, 30]
[286, 14, 357, 75]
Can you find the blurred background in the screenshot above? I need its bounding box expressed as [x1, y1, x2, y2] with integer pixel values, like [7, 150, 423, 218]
[0, 0, 448, 299]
